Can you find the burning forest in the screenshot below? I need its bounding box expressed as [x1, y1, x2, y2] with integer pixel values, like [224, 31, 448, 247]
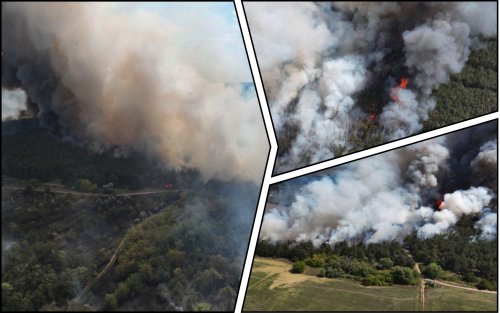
[244, 2, 498, 173]
[261, 121, 497, 246]
[1, 3, 268, 311]
[249, 122, 498, 311]
[2, 2, 268, 183]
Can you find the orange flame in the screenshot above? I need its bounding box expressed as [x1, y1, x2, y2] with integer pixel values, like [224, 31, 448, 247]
[369, 112, 376, 122]
[399, 77, 408, 89]
[391, 77, 409, 103]
[437, 199, 444, 210]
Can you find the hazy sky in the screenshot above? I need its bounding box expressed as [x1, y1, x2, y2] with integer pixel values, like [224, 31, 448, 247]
[117, 2, 251, 83]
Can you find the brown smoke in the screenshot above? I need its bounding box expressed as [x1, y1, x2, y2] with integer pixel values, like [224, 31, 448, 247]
[2, 3, 268, 182]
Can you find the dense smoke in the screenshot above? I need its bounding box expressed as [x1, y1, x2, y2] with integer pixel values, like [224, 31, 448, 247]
[261, 122, 497, 246]
[475, 210, 497, 241]
[2, 3, 268, 182]
[245, 2, 497, 172]
[471, 140, 497, 173]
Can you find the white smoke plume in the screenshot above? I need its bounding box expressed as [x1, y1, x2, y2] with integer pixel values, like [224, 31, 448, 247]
[379, 89, 436, 140]
[2, 3, 268, 183]
[245, 2, 497, 172]
[1, 88, 27, 120]
[471, 140, 497, 173]
[402, 20, 471, 96]
[475, 210, 497, 241]
[261, 126, 497, 246]
[418, 187, 493, 239]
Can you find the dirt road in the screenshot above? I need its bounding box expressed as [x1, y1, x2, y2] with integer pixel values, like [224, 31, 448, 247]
[2, 185, 178, 197]
[414, 262, 425, 311]
[403, 249, 425, 311]
[432, 280, 497, 294]
[69, 237, 127, 304]
[66, 193, 188, 306]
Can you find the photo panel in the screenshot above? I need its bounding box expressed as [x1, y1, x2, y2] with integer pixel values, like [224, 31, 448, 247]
[242, 1, 498, 176]
[1, 2, 269, 312]
[243, 119, 498, 311]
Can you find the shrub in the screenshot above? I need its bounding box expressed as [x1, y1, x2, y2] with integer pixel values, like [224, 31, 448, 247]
[318, 268, 325, 278]
[477, 279, 495, 291]
[362, 275, 385, 286]
[391, 266, 419, 285]
[377, 257, 394, 270]
[104, 293, 118, 310]
[291, 261, 306, 274]
[423, 262, 442, 279]
[73, 179, 97, 193]
[305, 254, 326, 268]
[325, 267, 345, 278]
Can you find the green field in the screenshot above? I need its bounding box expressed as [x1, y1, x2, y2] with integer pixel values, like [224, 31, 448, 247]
[244, 258, 497, 311]
[244, 258, 419, 311]
[426, 284, 497, 311]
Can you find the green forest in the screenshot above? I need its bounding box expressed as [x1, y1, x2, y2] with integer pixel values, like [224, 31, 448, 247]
[2, 126, 259, 311]
[423, 39, 498, 131]
[2, 182, 257, 311]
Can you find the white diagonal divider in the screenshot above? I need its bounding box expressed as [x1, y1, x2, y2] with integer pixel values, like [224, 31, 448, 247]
[270, 112, 499, 185]
[233, 0, 277, 312]
[232, 0, 499, 311]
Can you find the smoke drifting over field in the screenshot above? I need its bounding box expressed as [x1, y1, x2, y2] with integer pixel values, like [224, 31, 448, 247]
[261, 122, 497, 246]
[2, 3, 267, 182]
[245, 2, 497, 172]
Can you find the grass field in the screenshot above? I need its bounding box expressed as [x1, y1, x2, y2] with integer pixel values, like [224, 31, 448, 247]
[426, 284, 497, 311]
[244, 257, 419, 311]
[244, 257, 497, 311]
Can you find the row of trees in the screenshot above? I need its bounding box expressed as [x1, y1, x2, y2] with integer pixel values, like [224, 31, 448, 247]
[291, 253, 419, 286]
[405, 226, 497, 291]
[256, 240, 415, 268]
[257, 211, 497, 290]
[2, 128, 199, 190]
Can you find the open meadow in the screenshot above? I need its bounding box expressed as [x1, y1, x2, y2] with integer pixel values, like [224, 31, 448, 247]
[244, 257, 497, 311]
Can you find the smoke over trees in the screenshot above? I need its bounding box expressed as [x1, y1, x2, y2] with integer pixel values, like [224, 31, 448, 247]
[2, 2, 268, 183]
[2, 3, 267, 311]
[261, 121, 497, 246]
[245, 2, 497, 172]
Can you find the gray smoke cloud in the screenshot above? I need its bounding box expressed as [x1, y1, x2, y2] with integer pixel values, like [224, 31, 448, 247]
[475, 210, 497, 241]
[471, 140, 497, 173]
[245, 2, 497, 172]
[261, 127, 497, 246]
[402, 20, 471, 96]
[2, 3, 268, 183]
